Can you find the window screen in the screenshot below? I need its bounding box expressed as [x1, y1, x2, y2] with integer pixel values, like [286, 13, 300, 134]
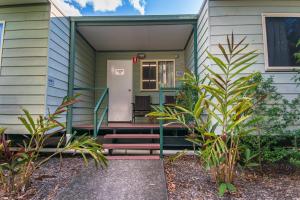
[141, 61, 157, 90]
[141, 60, 175, 90]
[265, 17, 300, 67]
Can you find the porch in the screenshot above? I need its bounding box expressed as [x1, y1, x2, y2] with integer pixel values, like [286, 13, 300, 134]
[66, 15, 199, 159]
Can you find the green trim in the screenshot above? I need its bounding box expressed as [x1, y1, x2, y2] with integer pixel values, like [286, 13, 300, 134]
[66, 21, 76, 136]
[193, 23, 198, 78]
[158, 86, 182, 158]
[72, 15, 197, 27]
[71, 14, 198, 22]
[94, 88, 109, 137]
[77, 22, 195, 26]
[96, 49, 184, 53]
[95, 106, 108, 137]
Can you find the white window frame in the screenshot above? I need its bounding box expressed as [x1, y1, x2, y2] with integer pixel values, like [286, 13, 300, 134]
[262, 13, 300, 71]
[140, 59, 176, 91]
[0, 21, 5, 67]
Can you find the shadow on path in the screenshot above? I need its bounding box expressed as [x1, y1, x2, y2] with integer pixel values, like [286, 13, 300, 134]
[55, 160, 168, 200]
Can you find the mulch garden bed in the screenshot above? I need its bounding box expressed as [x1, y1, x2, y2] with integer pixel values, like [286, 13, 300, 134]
[164, 156, 300, 200]
[0, 156, 86, 200]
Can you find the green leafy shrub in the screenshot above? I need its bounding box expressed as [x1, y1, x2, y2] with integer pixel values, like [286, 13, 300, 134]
[0, 96, 107, 193]
[238, 148, 259, 170]
[240, 72, 300, 168]
[176, 72, 200, 113]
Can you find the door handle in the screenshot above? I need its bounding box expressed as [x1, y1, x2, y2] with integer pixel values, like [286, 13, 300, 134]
[128, 89, 132, 92]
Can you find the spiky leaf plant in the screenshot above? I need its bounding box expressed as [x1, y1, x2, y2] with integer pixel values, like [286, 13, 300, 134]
[0, 96, 107, 193]
[148, 34, 259, 195]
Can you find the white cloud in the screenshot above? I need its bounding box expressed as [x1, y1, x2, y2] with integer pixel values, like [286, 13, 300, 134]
[53, 0, 146, 15]
[129, 0, 146, 15]
[74, 0, 123, 12]
[73, 0, 88, 7]
[52, 0, 82, 16]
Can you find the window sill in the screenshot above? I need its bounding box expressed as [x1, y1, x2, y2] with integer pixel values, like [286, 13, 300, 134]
[140, 89, 159, 92]
[265, 66, 300, 72]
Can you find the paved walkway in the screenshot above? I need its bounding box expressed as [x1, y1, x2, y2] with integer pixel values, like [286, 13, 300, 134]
[55, 160, 168, 200]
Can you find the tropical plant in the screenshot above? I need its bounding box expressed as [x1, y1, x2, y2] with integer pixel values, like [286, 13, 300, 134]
[0, 96, 107, 193]
[176, 70, 200, 113]
[148, 34, 259, 196]
[0, 128, 31, 193]
[241, 73, 300, 168]
[199, 34, 259, 193]
[238, 148, 259, 170]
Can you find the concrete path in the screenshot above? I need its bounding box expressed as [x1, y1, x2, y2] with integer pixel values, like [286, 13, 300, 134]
[55, 160, 168, 200]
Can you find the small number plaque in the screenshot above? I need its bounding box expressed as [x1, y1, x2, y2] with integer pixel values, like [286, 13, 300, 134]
[176, 70, 184, 77]
[48, 78, 55, 87]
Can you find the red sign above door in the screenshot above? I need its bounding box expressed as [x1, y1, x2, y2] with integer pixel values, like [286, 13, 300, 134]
[132, 56, 138, 64]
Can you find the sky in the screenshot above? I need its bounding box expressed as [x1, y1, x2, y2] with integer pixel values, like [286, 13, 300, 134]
[52, 0, 203, 16]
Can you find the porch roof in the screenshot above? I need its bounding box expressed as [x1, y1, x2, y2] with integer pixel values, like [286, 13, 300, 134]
[72, 15, 198, 51]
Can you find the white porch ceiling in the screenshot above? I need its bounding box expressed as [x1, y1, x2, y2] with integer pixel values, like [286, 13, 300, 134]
[77, 24, 193, 51]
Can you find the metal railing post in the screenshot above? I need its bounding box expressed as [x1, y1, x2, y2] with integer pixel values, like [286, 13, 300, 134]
[106, 90, 109, 126]
[93, 88, 109, 137]
[93, 111, 98, 138]
[66, 21, 76, 138]
[159, 85, 164, 158]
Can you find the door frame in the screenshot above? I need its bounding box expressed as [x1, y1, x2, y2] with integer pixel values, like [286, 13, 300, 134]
[107, 59, 133, 122]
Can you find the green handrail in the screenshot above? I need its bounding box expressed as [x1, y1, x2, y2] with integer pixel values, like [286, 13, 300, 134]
[159, 86, 164, 158]
[94, 88, 109, 137]
[159, 86, 181, 158]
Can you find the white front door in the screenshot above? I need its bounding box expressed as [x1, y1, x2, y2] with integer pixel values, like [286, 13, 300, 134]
[107, 60, 133, 122]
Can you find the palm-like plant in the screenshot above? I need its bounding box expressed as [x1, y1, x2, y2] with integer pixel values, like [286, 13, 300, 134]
[0, 96, 108, 193]
[202, 34, 259, 183]
[148, 34, 259, 195]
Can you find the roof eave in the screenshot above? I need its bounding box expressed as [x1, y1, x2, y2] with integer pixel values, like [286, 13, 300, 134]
[71, 14, 199, 25]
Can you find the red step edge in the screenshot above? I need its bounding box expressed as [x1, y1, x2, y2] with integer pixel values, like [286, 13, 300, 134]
[104, 134, 159, 139]
[107, 155, 160, 160]
[103, 143, 160, 149]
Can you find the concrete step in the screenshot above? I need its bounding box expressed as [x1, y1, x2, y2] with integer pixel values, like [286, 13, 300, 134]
[104, 134, 160, 139]
[103, 143, 160, 150]
[107, 155, 160, 160]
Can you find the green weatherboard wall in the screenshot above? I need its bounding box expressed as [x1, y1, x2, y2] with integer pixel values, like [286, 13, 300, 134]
[0, 3, 50, 134]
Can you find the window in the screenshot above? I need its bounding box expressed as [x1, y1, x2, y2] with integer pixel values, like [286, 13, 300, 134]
[141, 60, 175, 91]
[141, 61, 157, 90]
[262, 14, 300, 71]
[0, 22, 4, 66]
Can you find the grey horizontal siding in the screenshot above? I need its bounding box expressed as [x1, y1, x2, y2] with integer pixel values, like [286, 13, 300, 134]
[197, 0, 210, 77]
[184, 33, 194, 73]
[73, 34, 96, 125]
[46, 3, 70, 121]
[0, 3, 50, 134]
[208, 0, 300, 99]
